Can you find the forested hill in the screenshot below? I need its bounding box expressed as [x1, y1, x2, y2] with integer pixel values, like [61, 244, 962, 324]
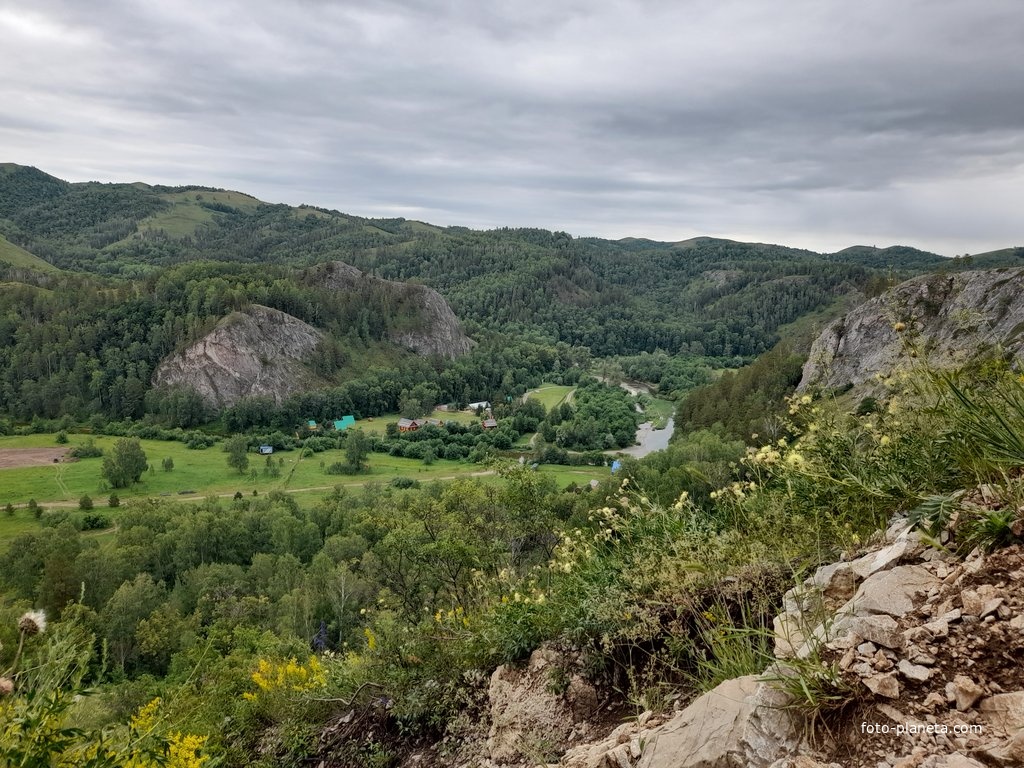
[3, 164, 1022, 362]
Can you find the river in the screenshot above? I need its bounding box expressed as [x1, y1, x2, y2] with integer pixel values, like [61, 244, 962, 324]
[594, 376, 677, 458]
[615, 416, 675, 458]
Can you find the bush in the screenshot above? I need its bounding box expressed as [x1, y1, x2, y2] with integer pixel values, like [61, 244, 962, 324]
[108, 493, 120, 508]
[80, 513, 110, 531]
[78, 495, 93, 510]
[56, 430, 69, 444]
[389, 477, 420, 489]
[40, 510, 70, 528]
[4, 502, 14, 516]
[325, 461, 360, 475]
[69, 438, 103, 459]
[184, 431, 217, 449]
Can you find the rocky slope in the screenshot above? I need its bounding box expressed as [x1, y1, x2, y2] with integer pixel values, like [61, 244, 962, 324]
[152, 304, 323, 409]
[397, 510, 1024, 768]
[799, 269, 1024, 394]
[308, 261, 474, 359]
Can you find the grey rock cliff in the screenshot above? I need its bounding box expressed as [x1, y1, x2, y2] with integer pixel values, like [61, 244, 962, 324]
[799, 269, 1024, 393]
[309, 261, 474, 359]
[153, 304, 323, 409]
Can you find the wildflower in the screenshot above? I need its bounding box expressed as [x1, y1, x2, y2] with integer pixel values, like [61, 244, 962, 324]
[18, 610, 46, 636]
[879, 435, 891, 446]
[0, 677, 14, 697]
[799, 395, 812, 405]
[131, 698, 163, 733]
[168, 732, 209, 768]
[893, 322, 906, 332]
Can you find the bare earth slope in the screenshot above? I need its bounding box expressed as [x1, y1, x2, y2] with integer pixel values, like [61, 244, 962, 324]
[799, 269, 1024, 393]
[153, 304, 323, 409]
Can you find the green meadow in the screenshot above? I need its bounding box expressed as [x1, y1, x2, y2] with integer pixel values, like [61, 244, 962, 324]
[0, 233, 60, 273]
[0, 432, 610, 548]
[524, 383, 575, 411]
[0, 433, 476, 508]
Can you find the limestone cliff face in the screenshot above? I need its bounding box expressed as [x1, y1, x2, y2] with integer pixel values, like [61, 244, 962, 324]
[153, 304, 322, 409]
[308, 261, 474, 359]
[799, 268, 1024, 393]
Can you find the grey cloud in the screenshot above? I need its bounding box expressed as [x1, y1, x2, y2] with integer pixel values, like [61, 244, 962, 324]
[0, 0, 1021, 254]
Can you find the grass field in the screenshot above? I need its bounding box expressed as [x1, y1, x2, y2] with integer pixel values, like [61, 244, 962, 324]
[524, 383, 574, 411]
[0, 234, 59, 273]
[0, 433, 477, 508]
[125, 190, 264, 240]
[0, 432, 611, 548]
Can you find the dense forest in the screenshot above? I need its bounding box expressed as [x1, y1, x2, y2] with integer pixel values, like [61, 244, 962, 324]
[6, 163, 1018, 377]
[4, 164, 1021, 430]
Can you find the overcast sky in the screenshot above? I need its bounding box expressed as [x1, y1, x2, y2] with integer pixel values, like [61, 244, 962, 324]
[1, 1, 1021, 255]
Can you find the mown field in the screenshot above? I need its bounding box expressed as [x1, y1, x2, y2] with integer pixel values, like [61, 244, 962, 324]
[524, 383, 575, 410]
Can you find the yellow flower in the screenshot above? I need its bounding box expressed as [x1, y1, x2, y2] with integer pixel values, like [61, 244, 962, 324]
[168, 732, 209, 768]
[130, 697, 162, 734]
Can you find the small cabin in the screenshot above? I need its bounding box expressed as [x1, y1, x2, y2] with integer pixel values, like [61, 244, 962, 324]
[482, 418, 498, 430]
[258, 445, 274, 455]
[333, 415, 356, 431]
[398, 418, 419, 433]
[307, 420, 318, 431]
[467, 401, 491, 413]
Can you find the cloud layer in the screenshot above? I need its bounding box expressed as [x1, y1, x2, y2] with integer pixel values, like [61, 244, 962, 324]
[2, 0, 1022, 254]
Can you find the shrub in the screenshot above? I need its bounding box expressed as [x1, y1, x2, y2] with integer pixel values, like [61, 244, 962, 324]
[108, 493, 120, 508]
[56, 430, 69, 444]
[68, 438, 103, 459]
[80, 513, 110, 531]
[325, 461, 360, 475]
[78, 494, 94, 511]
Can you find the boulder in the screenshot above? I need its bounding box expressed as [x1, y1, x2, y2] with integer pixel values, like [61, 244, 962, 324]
[979, 692, 1024, 734]
[846, 565, 940, 618]
[630, 675, 803, 768]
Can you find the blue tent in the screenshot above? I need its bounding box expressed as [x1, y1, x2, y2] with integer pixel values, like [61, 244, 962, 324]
[333, 415, 356, 431]
[611, 460, 622, 473]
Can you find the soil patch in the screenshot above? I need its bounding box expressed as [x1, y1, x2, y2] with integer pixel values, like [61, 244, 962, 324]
[0, 447, 69, 469]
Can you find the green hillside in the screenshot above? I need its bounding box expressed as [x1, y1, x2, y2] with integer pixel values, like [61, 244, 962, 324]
[0, 163, 1018, 428]
[0, 233, 59, 273]
[2, 164, 993, 361]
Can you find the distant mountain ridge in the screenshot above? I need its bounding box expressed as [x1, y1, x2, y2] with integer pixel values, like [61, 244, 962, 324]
[2, 163, 1021, 363]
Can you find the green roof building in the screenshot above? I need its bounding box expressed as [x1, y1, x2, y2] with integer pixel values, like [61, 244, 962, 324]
[333, 415, 356, 431]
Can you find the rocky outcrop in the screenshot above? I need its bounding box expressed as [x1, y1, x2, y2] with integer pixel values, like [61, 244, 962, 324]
[799, 269, 1024, 394]
[153, 304, 322, 409]
[544, 514, 1024, 768]
[487, 648, 600, 763]
[309, 261, 474, 359]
